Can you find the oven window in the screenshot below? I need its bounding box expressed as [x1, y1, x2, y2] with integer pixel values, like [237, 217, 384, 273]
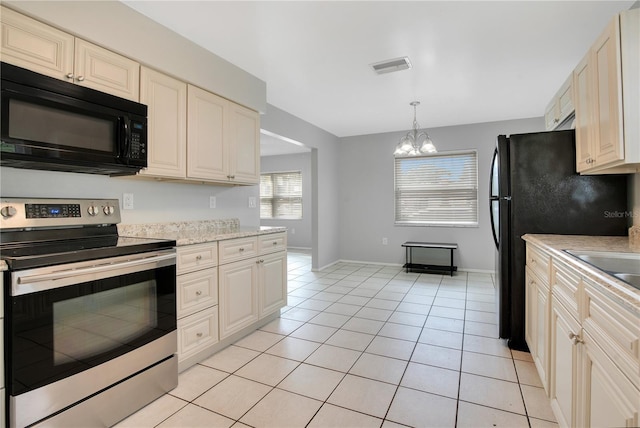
[53, 281, 157, 365]
[8, 265, 176, 395]
[8, 98, 115, 152]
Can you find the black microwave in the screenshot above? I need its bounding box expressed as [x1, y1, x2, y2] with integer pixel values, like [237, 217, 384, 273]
[0, 62, 147, 176]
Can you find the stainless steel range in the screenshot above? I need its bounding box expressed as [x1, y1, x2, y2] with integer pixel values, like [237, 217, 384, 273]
[0, 198, 178, 428]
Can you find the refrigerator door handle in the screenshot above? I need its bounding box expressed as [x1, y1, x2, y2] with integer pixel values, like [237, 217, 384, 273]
[502, 196, 512, 201]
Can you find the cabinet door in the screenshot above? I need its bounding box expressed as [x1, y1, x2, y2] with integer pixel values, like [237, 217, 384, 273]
[74, 38, 140, 101]
[228, 102, 260, 184]
[591, 16, 624, 167]
[259, 251, 287, 318]
[549, 298, 582, 428]
[0, 6, 74, 80]
[186, 85, 229, 181]
[581, 331, 639, 428]
[526, 267, 550, 392]
[573, 53, 594, 173]
[139, 67, 187, 178]
[218, 258, 258, 339]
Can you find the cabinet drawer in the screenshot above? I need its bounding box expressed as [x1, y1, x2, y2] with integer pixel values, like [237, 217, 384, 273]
[177, 243, 217, 274]
[177, 306, 219, 362]
[259, 233, 287, 255]
[550, 259, 582, 321]
[218, 237, 258, 264]
[177, 267, 218, 318]
[583, 278, 640, 388]
[526, 245, 551, 285]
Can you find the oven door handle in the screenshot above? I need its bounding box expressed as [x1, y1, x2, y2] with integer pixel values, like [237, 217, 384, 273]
[16, 252, 176, 287]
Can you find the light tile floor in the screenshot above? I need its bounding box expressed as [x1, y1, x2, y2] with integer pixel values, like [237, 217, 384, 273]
[116, 251, 559, 428]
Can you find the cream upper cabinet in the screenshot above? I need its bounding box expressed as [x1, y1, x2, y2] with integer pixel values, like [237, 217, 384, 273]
[544, 74, 574, 131]
[574, 9, 640, 174]
[0, 6, 140, 101]
[0, 6, 74, 78]
[573, 52, 594, 172]
[73, 39, 140, 101]
[139, 67, 187, 179]
[228, 102, 260, 184]
[187, 85, 229, 181]
[187, 85, 260, 184]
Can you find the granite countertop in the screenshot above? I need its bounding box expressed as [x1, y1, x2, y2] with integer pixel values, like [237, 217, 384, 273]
[118, 219, 286, 246]
[522, 234, 640, 314]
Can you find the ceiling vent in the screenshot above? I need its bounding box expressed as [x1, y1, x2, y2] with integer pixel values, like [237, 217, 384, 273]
[370, 57, 412, 74]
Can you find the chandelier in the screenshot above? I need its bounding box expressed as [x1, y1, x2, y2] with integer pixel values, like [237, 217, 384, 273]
[393, 101, 437, 156]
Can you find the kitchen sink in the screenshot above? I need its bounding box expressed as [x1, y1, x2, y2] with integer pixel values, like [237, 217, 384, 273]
[564, 250, 640, 290]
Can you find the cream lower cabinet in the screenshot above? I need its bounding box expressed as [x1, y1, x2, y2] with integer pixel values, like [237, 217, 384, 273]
[549, 295, 582, 428]
[1, 6, 140, 101]
[526, 241, 640, 428]
[218, 233, 287, 339]
[175, 243, 219, 369]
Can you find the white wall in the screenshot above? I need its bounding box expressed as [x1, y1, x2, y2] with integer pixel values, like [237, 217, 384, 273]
[261, 153, 313, 249]
[260, 105, 341, 270]
[338, 117, 544, 272]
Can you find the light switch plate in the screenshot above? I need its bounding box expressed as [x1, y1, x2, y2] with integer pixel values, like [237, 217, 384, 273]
[209, 196, 216, 209]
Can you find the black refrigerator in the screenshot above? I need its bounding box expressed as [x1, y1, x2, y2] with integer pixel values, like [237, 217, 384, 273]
[489, 130, 628, 351]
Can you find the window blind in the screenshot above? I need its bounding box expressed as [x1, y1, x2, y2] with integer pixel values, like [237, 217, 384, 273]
[395, 151, 478, 226]
[260, 171, 303, 219]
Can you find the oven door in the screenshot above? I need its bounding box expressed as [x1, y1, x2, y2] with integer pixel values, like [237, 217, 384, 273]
[6, 250, 176, 427]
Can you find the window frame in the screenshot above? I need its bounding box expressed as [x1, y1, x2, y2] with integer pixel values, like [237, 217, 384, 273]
[260, 170, 303, 220]
[394, 149, 479, 228]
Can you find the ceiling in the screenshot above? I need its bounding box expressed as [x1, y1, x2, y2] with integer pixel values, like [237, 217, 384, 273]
[122, 0, 634, 143]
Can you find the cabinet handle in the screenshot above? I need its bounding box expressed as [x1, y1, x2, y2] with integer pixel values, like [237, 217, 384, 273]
[195, 255, 202, 261]
[273, 241, 278, 246]
[196, 332, 203, 338]
[66, 73, 74, 79]
[195, 290, 202, 296]
[568, 332, 584, 345]
[77, 75, 85, 82]
[239, 247, 244, 252]
[554, 118, 559, 123]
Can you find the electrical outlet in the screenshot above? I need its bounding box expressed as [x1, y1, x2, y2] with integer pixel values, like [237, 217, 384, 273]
[248, 197, 256, 208]
[382, 237, 388, 245]
[123, 193, 134, 210]
[209, 196, 216, 209]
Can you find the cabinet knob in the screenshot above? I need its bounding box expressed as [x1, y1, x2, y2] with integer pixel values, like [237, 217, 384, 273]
[196, 332, 203, 338]
[568, 332, 584, 345]
[77, 75, 85, 82]
[239, 247, 244, 252]
[66, 73, 74, 79]
[196, 290, 202, 296]
[196, 255, 202, 261]
[554, 118, 559, 123]
[273, 241, 278, 246]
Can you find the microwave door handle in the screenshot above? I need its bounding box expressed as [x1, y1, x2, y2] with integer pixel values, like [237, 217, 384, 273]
[117, 116, 130, 163]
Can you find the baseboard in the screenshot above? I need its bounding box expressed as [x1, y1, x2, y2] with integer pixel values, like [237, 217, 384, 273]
[312, 258, 494, 275]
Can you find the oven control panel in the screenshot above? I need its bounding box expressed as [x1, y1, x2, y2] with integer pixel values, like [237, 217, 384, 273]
[0, 198, 121, 229]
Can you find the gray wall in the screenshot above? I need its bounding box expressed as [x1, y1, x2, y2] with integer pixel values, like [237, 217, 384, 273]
[260, 105, 341, 270]
[261, 153, 313, 249]
[0, 167, 260, 226]
[338, 117, 545, 272]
